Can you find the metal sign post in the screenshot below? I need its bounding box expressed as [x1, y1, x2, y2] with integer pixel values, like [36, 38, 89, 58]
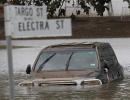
[4, 4, 15, 100]
[6, 36, 15, 100]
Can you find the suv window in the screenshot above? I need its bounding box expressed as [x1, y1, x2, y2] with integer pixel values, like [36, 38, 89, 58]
[35, 49, 98, 71]
[98, 44, 118, 67]
[68, 50, 98, 70]
[42, 52, 71, 70]
[99, 44, 116, 59]
[35, 52, 55, 71]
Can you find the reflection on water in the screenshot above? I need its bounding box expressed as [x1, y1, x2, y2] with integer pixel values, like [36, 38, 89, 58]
[0, 38, 130, 99]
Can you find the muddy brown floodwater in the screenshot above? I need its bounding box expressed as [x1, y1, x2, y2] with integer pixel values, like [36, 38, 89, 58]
[0, 38, 130, 100]
[0, 75, 130, 100]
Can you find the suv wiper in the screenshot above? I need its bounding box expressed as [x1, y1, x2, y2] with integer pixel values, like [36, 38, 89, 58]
[66, 52, 73, 70]
[37, 53, 56, 72]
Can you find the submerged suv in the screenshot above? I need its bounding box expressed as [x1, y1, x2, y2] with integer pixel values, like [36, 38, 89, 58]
[20, 42, 124, 86]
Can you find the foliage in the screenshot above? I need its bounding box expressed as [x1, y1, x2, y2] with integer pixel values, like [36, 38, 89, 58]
[0, 0, 7, 4]
[78, 0, 111, 16]
[0, 0, 112, 17]
[0, 0, 65, 18]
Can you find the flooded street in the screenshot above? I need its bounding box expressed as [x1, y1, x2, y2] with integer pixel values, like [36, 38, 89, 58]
[0, 38, 130, 100]
[1, 78, 130, 100]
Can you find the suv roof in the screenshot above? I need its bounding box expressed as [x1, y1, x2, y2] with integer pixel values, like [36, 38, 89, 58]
[43, 42, 109, 51]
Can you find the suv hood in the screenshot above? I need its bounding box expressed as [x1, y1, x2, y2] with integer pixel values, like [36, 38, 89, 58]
[19, 77, 102, 86]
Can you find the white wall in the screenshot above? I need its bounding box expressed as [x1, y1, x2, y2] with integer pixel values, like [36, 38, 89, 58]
[112, 0, 129, 16]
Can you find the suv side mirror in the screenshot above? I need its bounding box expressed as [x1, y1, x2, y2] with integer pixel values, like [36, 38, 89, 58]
[26, 64, 31, 74]
[103, 60, 109, 73]
[104, 68, 108, 73]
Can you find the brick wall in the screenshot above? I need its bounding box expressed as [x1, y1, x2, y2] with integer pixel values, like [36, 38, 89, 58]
[0, 5, 3, 17]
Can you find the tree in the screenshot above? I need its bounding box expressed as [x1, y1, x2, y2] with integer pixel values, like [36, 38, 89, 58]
[0, 0, 112, 17]
[0, 0, 7, 4]
[78, 0, 111, 16]
[8, 0, 64, 17]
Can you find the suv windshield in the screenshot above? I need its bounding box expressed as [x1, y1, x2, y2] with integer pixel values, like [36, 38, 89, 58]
[34, 49, 98, 71]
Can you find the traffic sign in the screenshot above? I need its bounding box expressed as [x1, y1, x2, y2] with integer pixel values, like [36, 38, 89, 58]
[12, 18, 71, 38]
[4, 5, 72, 38]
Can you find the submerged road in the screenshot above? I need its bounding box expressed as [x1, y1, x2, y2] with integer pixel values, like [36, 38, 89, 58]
[0, 38, 130, 100]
